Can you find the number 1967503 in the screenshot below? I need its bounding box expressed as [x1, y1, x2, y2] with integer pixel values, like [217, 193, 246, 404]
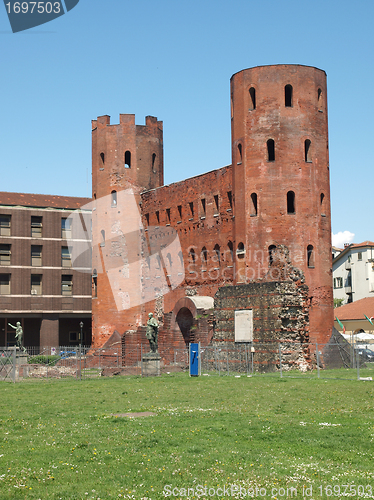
[5, 2, 62, 14]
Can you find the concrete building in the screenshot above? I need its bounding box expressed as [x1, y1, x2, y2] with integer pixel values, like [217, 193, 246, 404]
[0, 192, 92, 348]
[333, 241, 374, 304]
[91, 64, 334, 364]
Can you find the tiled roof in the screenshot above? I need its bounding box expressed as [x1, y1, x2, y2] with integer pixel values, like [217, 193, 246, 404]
[351, 241, 374, 248]
[0, 192, 91, 210]
[334, 297, 374, 321]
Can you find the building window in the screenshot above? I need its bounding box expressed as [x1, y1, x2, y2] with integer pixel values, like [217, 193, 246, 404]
[0, 215, 11, 236]
[250, 193, 258, 216]
[166, 208, 171, 223]
[287, 191, 295, 214]
[31, 274, 42, 295]
[201, 247, 208, 266]
[267, 139, 275, 161]
[269, 245, 276, 266]
[214, 195, 219, 215]
[285, 84, 293, 107]
[0, 244, 11, 265]
[178, 205, 182, 220]
[111, 190, 117, 207]
[237, 242, 245, 259]
[0, 274, 10, 295]
[305, 139, 312, 162]
[62, 246, 72, 268]
[188, 248, 196, 263]
[237, 143, 242, 164]
[358, 252, 362, 261]
[61, 275, 73, 296]
[31, 245, 42, 267]
[307, 245, 314, 268]
[100, 230, 105, 247]
[249, 87, 256, 110]
[227, 191, 233, 210]
[214, 244, 221, 266]
[145, 213, 150, 226]
[201, 198, 206, 218]
[155, 211, 160, 224]
[227, 241, 234, 262]
[333, 277, 343, 289]
[92, 270, 97, 298]
[31, 216, 42, 238]
[61, 218, 72, 239]
[124, 150, 131, 169]
[318, 88, 323, 109]
[152, 153, 157, 173]
[100, 152, 105, 165]
[189, 202, 194, 218]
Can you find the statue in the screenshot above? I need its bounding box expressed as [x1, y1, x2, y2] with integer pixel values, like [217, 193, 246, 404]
[146, 313, 159, 353]
[8, 322, 25, 351]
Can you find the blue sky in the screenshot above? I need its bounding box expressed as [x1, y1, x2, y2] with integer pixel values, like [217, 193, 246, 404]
[0, 0, 373, 246]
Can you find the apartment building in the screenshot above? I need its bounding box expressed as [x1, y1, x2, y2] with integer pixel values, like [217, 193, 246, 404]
[0, 192, 92, 347]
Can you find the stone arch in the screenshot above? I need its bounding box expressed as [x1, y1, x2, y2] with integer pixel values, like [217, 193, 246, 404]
[170, 296, 214, 345]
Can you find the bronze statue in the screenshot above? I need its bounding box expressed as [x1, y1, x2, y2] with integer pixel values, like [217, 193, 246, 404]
[8, 322, 25, 351]
[146, 313, 159, 353]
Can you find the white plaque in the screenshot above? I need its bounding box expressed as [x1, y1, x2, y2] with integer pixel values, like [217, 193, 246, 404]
[235, 309, 253, 342]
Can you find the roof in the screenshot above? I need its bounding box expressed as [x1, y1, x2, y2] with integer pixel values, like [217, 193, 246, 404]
[334, 297, 374, 321]
[0, 192, 91, 210]
[333, 241, 374, 263]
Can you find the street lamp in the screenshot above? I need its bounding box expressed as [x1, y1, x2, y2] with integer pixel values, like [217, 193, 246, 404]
[79, 321, 83, 347]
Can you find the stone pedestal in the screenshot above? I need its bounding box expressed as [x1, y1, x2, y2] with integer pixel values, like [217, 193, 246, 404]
[15, 350, 29, 380]
[142, 353, 161, 376]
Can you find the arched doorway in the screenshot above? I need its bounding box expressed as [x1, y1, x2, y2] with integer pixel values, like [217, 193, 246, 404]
[176, 307, 194, 344]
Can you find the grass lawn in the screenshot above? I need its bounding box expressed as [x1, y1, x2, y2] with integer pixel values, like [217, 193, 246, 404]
[0, 373, 374, 499]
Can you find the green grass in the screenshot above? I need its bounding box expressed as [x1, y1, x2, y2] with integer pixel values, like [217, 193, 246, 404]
[0, 374, 374, 499]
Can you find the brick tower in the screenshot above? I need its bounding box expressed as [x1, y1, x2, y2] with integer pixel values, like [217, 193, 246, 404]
[91, 115, 164, 347]
[230, 64, 333, 344]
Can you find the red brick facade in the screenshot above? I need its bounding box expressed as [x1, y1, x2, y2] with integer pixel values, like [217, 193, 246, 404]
[91, 65, 334, 356]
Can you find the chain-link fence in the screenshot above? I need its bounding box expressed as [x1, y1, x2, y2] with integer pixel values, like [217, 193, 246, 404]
[1, 340, 373, 381]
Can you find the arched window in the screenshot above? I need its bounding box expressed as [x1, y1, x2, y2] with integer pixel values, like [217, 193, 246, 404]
[227, 241, 234, 262]
[268, 245, 276, 266]
[320, 193, 326, 215]
[152, 153, 156, 173]
[213, 244, 221, 266]
[178, 251, 183, 268]
[201, 247, 208, 266]
[307, 245, 314, 268]
[250, 193, 258, 216]
[305, 139, 312, 162]
[124, 150, 131, 168]
[100, 230, 105, 247]
[249, 87, 256, 110]
[267, 139, 275, 161]
[285, 84, 293, 107]
[287, 191, 295, 214]
[100, 152, 105, 165]
[111, 190, 117, 207]
[188, 248, 196, 263]
[237, 143, 242, 164]
[237, 242, 245, 259]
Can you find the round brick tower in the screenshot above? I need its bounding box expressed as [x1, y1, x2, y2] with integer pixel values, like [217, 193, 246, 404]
[230, 64, 333, 344]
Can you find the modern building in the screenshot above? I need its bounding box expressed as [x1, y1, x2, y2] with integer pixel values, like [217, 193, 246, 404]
[334, 296, 374, 337]
[0, 192, 92, 348]
[333, 241, 374, 304]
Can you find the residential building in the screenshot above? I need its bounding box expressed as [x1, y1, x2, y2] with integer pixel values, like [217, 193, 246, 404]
[333, 241, 374, 304]
[0, 192, 92, 348]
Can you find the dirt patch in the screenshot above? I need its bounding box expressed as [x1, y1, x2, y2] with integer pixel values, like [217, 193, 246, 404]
[112, 412, 156, 418]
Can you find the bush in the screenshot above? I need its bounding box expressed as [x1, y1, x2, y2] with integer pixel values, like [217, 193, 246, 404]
[28, 355, 61, 366]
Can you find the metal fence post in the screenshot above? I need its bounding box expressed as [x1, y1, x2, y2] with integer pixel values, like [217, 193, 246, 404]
[79, 345, 82, 381]
[316, 343, 320, 379]
[11, 346, 16, 383]
[226, 348, 229, 376]
[279, 343, 283, 378]
[141, 343, 143, 377]
[357, 350, 360, 380]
